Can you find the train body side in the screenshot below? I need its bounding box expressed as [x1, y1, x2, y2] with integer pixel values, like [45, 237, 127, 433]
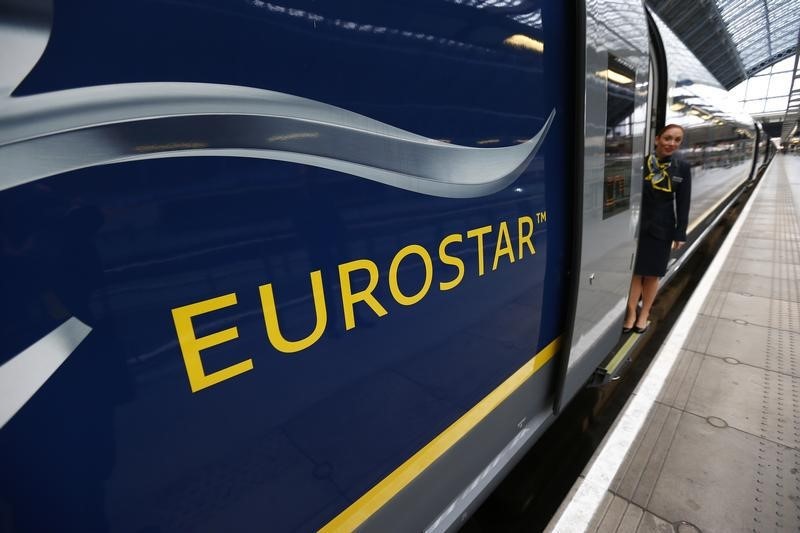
[0, 1, 573, 531]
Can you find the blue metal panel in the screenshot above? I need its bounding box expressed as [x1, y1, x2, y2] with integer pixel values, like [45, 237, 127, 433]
[0, 1, 572, 530]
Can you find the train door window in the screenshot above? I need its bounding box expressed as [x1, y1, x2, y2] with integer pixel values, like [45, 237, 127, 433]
[601, 55, 636, 219]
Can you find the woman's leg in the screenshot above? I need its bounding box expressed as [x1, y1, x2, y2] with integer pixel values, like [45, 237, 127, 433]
[625, 275, 643, 328]
[636, 275, 659, 328]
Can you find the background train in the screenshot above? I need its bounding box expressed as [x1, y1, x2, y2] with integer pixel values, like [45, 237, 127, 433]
[0, 0, 774, 531]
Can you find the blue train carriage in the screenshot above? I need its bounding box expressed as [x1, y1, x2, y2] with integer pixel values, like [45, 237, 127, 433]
[0, 0, 762, 531]
[0, 1, 574, 531]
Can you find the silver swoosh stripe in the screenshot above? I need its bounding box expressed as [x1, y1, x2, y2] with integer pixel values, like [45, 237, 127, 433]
[0, 317, 92, 430]
[0, 82, 555, 198]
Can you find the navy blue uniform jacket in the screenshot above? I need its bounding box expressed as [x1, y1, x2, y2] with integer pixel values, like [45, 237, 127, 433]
[641, 156, 692, 242]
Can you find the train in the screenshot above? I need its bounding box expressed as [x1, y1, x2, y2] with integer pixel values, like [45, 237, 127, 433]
[0, 0, 775, 531]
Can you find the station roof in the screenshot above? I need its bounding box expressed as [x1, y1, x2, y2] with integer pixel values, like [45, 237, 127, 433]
[647, 0, 800, 90]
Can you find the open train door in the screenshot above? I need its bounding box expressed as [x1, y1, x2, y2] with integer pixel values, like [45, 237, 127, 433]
[555, 0, 653, 410]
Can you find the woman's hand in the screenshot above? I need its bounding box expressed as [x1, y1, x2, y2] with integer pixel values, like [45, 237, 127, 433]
[672, 240, 685, 250]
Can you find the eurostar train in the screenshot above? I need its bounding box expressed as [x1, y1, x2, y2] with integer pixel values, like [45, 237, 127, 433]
[0, 1, 773, 531]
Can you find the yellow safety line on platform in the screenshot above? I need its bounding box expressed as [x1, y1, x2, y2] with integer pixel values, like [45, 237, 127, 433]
[320, 336, 562, 532]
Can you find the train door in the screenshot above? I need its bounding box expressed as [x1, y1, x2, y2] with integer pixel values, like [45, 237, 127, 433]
[557, 0, 651, 407]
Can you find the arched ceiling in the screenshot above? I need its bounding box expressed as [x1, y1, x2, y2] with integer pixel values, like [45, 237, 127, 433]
[647, 0, 800, 89]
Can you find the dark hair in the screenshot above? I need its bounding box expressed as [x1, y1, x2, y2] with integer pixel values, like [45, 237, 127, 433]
[657, 123, 685, 137]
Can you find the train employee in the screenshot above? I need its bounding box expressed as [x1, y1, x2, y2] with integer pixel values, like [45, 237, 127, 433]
[623, 124, 691, 334]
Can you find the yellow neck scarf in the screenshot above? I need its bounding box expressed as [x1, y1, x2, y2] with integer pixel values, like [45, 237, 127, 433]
[645, 155, 672, 192]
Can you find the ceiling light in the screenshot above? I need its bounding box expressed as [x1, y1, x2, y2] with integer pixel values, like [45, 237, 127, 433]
[504, 34, 544, 53]
[596, 69, 633, 85]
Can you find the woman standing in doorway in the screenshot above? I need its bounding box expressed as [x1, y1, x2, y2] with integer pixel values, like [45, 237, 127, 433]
[623, 124, 692, 333]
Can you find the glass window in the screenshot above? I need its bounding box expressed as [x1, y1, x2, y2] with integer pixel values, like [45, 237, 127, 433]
[771, 55, 796, 73]
[745, 99, 766, 113]
[732, 56, 797, 115]
[746, 75, 770, 99]
[767, 71, 792, 97]
[764, 96, 789, 112]
[602, 54, 635, 220]
[730, 79, 747, 100]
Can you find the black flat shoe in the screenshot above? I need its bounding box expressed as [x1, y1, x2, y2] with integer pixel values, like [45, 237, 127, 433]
[622, 326, 633, 334]
[633, 322, 649, 334]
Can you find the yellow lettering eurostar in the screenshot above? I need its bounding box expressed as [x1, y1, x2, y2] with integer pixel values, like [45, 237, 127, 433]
[466, 225, 492, 276]
[171, 293, 254, 393]
[492, 221, 515, 270]
[259, 270, 327, 353]
[339, 259, 388, 330]
[438, 233, 464, 291]
[518, 216, 536, 258]
[389, 244, 433, 305]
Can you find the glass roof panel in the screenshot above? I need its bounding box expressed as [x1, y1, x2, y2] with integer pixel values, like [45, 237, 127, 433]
[648, 0, 800, 88]
[722, 0, 800, 73]
[746, 74, 771, 98]
[768, 71, 793, 95]
[772, 56, 796, 72]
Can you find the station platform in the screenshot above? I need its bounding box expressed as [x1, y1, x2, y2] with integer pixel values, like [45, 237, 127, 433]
[547, 154, 800, 533]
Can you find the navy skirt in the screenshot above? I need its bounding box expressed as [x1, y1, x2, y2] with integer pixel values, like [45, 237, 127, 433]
[633, 233, 671, 277]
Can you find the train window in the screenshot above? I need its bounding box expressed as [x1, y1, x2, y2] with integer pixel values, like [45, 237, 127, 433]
[602, 55, 636, 219]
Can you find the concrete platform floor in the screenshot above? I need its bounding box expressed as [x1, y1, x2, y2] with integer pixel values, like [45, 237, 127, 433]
[548, 155, 800, 533]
